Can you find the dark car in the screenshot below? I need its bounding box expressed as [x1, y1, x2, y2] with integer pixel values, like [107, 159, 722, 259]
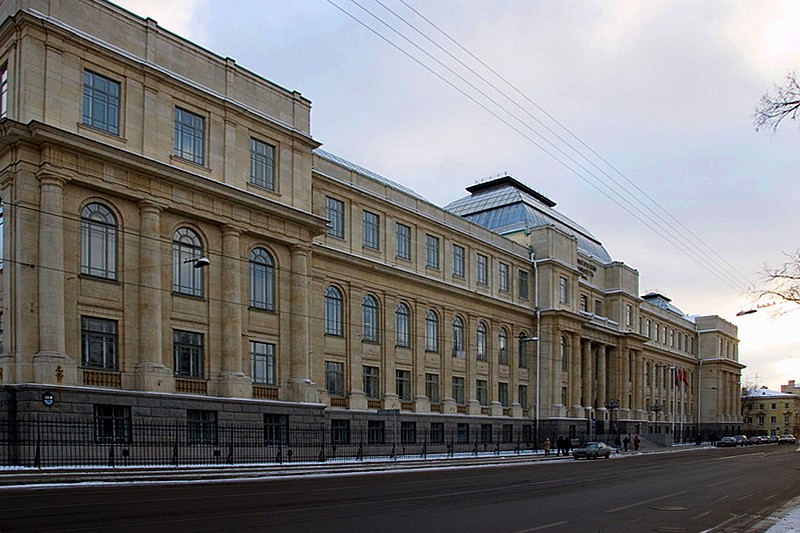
[732, 434, 749, 446]
[572, 441, 612, 460]
[716, 436, 737, 447]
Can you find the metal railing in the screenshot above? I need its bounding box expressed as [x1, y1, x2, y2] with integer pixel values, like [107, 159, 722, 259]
[0, 417, 537, 468]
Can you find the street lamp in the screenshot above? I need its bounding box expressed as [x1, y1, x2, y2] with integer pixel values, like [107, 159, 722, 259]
[605, 399, 619, 438]
[652, 403, 663, 435]
[184, 256, 211, 268]
[527, 245, 542, 451]
[519, 333, 539, 449]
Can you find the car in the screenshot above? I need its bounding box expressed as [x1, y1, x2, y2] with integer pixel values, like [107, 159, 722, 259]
[572, 441, 612, 460]
[749, 435, 764, 445]
[732, 434, 749, 446]
[716, 436, 738, 447]
[778, 434, 797, 444]
[769, 435, 779, 444]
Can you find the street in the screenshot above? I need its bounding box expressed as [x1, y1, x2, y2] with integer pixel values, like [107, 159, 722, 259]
[1, 445, 798, 532]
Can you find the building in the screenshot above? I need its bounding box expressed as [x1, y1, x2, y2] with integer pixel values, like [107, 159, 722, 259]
[742, 387, 800, 438]
[0, 0, 742, 459]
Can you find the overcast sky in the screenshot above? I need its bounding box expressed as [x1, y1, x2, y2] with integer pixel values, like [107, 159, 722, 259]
[113, 0, 800, 390]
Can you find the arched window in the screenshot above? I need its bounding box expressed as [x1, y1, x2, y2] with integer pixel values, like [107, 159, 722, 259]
[81, 202, 117, 279]
[476, 322, 488, 361]
[172, 227, 204, 297]
[249, 247, 275, 310]
[561, 336, 569, 372]
[362, 294, 379, 342]
[452, 316, 465, 357]
[325, 286, 344, 336]
[425, 310, 439, 353]
[396, 302, 411, 348]
[518, 332, 529, 368]
[498, 328, 509, 365]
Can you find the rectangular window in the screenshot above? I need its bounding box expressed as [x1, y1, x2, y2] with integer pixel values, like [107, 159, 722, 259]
[363, 365, 380, 399]
[0, 63, 7, 119]
[426, 373, 440, 404]
[477, 254, 488, 285]
[173, 107, 205, 165]
[251, 341, 276, 385]
[499, 263, 509, 292]
[83, 70, 120, 135]
[452, 377, 465, 404]
[453, 244, 465, 277]
[187, 409, 217, 445]
[595, 299, 603, 316]
[368, 420, 384, 444]
[645, 319, 652, 338]
[264, 414, 289, 445]
[396, 223, 411, 260]
[362, 210, 380, 249]
[326, 197, 345, 239]
[325, 361, 345, 397]
[518, 270, 529, 299]
[426, 234, 440, 269]
[518, 385, 528, 408]
[331, 419, 350, 445]
[456, 423, 469, 444]
[626, 304, 633, 327]
[81, 316, 118, 370]
[480, 424, 492, 444]
[429, 422, 444, 444]
[396, 369, 411, 401]
[173, 330, 203, 378]
[579, 294, 588, 312]
[401, 421, 416, 444]
[93, 404, 131, 444]
[561, 386, 568, 406]
[502, 424, 513, 443]
[476, 379, 488, 406]
[250, 138, 276, 190]
[559, 276, 569, 304]
[498, 382, 509, 407]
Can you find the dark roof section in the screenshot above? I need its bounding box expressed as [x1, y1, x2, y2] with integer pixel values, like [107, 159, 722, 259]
[642, 292, 686, 317]
[446, 175, 613, 264]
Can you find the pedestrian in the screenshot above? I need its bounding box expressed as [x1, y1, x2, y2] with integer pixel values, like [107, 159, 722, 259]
[633, 434, 640, 451]
[556, 436, 564, 456]
[614, 435, 622, 450]
[543, 437, 551, 456]
[696, 433, 702, 446]
[623, 434, 630, 452]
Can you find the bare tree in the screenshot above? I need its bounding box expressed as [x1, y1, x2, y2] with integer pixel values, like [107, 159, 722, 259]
[754, 71, 800, 132]
[751, 250, 800, 315]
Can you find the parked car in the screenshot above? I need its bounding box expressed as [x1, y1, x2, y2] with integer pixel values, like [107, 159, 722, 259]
[732, 434, 749, 446]
[572, 441, 612, 460]
[769, 435, 779, 444]
[778, 434, 797, 444]
[749, 435, 764, 445]
[716, 436, 738, 447]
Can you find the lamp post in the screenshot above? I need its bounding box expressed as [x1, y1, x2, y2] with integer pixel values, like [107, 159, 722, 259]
[605, 399, 619, 439]
[527, 245, 542, 451]
[519, 333, 539, 449]
[652, 403, 663, 436]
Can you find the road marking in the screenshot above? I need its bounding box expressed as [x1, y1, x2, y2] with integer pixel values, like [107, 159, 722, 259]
[512, 521, 568, 532]
[607, 491, 688, 513]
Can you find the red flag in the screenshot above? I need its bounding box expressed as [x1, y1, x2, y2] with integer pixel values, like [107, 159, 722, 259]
[682, 369, 689, 386]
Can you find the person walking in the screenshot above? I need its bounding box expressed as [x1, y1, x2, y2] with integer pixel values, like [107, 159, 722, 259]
[543, 437, 551, 456]
[633, 434, 641, 451]
[623, 434, 630, 452]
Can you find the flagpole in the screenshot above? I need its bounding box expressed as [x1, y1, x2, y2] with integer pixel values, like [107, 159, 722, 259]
[681, 370, 685, 443]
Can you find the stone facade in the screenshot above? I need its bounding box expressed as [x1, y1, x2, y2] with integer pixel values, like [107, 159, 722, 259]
[0, 0, 743, 444]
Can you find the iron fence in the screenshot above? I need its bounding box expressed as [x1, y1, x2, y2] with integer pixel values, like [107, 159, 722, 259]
[0, 417, 537, 468]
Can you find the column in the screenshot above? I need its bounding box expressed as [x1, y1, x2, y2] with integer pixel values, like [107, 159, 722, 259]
[570, 333, 582, 416]
[581, 340, 592, 409]
[33, 173, 76, 385]
[596, 344, 607, 407]
[634, 350, 645, 418]
[413, 300, 430, 413]
[134, 200, 174, 391]
[218, 226, 250, 397]
[288, 244, 317, 402]
[620, 349, 631, 413]
[550, 331, 563, 416]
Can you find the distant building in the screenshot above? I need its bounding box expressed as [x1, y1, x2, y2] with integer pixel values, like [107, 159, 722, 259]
[0, 0, 743, 451]
[742, 387, 800, 437]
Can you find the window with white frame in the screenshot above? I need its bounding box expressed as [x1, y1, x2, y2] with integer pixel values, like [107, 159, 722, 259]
[81, 203, 117, 280]
[0, 63, 7, 119]
[172, 228, 204, 297]
[580, 294, 588, 312]
[325, 361, 345, 397]
[476, 322, 488, 361]
[83, 70, 120, 135]
[173, 107, 205, 165]
[396, 223, 411, 260]
[477, 253, 488, 285]
[173, 330, 203, 378]
[425, 310, 439, 352]
[559, 276, 569, 304]
[326, 197, 344, 239]
[396, 302, 411, 348]
[250, 341, 276, 385]
[81, 316, 117, 370]
[426, 234, 440, 269]
[249, 247, 275, 310]
[324, 286, 344, 336]
[250, 138, 276, 190]
[362, 294, 379, 342]
[362, 210, 380, 250]
[453, 244, 465, 277]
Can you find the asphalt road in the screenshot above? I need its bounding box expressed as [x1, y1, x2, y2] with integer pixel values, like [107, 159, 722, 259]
[1, 445, 798, 533]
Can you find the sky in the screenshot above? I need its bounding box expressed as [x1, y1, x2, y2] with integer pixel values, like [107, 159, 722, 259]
[112, 0, 800, 390]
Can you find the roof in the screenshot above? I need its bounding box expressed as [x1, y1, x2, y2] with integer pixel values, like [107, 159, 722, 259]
[444, 176, 613, 263]
[642, 292, 686, 317]
[314, 149, 427, 201]
[743, 387, 797, 399]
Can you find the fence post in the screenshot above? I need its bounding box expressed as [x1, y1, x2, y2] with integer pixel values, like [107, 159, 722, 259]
[171, 421, 179, 467]
[34, 417, 41, 469]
